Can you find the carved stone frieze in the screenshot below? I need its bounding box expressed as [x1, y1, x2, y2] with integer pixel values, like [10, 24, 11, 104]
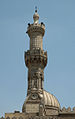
[25, 49, 47, 68]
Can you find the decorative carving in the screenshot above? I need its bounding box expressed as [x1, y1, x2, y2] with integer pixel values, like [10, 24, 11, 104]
[39, 104, 44, 116]
[73, 107, 75, 111]
[25, 49, 47, 68]
[62, 107, 66, 111]
[27, 24, 45, 37]
[30, 68, 44, 80]
[67, 107, 71, 112]
[31, 93, 38, 99]
[26, 104, 39, 113]
[27, 67, 44, 90]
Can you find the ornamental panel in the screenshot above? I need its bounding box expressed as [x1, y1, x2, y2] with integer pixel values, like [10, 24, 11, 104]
[26, 104, 39, 113]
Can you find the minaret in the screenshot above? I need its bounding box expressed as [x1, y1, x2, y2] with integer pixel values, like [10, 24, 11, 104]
[22, 9, 60, 116]
[25, 10, 47, 94]
[22, 9, 47, 115]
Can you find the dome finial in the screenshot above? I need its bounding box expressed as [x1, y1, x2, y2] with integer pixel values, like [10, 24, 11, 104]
[33, 6, 39, 24]
[35, 6, 37, 13]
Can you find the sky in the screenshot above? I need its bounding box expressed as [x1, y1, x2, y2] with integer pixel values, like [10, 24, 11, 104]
[0, 0, 75, 117]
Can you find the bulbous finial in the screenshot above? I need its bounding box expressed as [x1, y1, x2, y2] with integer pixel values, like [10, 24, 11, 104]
[35, 6, 37, 13]
[33, 6, 39, 24]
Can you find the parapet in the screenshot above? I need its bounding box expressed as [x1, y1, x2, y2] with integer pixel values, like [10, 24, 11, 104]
[60, 107, 75, 114]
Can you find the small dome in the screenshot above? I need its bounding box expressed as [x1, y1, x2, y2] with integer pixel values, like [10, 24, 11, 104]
[43, 90, 60, 109]
[22, 90, 60, 113]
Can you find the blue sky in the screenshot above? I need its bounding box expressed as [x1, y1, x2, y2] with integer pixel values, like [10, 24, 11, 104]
[0, 0, 75, 117]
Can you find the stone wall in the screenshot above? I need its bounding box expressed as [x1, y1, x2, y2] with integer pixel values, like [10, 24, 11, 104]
[4, 108, 75, 119]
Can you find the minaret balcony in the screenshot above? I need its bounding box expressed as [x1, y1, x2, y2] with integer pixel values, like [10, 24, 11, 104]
[25, 49, 47, 68]
[26, 24, 45, 37]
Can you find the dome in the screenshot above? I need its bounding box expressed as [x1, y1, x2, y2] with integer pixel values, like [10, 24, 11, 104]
[43, 90, 60, 109]
[22, 90, 60, 113]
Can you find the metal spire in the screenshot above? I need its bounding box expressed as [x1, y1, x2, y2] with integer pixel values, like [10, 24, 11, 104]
[35, 6, 37, 12]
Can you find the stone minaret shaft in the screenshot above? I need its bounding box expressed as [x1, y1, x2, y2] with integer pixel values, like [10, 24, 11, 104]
[25, 10, 47, 95]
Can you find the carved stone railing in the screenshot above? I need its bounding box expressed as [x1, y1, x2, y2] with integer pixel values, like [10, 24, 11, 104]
[25, 116, 58, 119]
[25, 49, 47, 68]
[61, 107, 75, 113]
[27, 23, 45, 37]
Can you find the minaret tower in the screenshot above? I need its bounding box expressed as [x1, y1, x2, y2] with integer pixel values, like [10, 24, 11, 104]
[25, 9, 47, 94]
[22, 9, 60, 116]
[22, 9, 47, 114]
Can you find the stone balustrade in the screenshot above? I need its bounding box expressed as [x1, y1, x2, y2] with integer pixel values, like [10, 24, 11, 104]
[25, 49, 47, 68]
[61, 107, 75, 113]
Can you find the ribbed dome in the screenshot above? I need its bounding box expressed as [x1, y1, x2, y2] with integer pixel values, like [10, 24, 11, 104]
[43, 90, 60, 109]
